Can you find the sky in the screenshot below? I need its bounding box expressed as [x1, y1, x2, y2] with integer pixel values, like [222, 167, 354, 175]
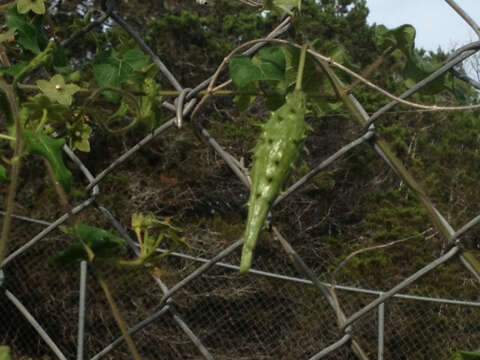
[366, 0, 480, 52]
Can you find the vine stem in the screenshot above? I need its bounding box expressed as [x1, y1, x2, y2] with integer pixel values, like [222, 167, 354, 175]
[157, 89, 335, 98]
[330, 229, 435, 286]
[157, 89, 253, 97]
[0, 134, 15, 141]
[43, 158, 74, 224]
[0, 41, 71, 267]
[17, 83, 90, 93]
[96, 272, 142, 360]
[79, 240, 142, 360]
[13, 42, 55, 87]
[0, 80, 22, 267]
[295, 44, 308, 91]
[0, 39, 64, 267]
[83, 86, 142, 134]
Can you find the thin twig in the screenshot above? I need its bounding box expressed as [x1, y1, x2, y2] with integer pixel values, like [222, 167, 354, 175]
[331, 229, 435, 285]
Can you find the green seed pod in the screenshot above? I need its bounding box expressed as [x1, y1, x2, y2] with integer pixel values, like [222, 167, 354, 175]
[240, 90, 307, 273]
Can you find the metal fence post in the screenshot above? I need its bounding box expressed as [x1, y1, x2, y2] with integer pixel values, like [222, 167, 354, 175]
[77, 261, 88, 360]
[378, 295, 385, 360]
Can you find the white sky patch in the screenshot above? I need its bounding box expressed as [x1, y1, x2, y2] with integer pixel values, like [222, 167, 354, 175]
[366, 0, 480, 52]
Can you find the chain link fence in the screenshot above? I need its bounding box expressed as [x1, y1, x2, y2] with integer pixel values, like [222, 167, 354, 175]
[1, 0, 480, 359]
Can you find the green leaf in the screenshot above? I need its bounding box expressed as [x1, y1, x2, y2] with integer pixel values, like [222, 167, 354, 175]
[92, 63, 121, 101]
[376, 24, 415, 56]
[37, 74, 80, 106]
[404, 55, 447, 94]
[229, 56, 262, 88]
[229, 47, 287, 89]
[375, 24, 448, 94]
[256, 46, 286, 81]
[450, 350, 480, 360]
[328, 44, 358, 71]
[0, 165, 8, 184]
[0, 346, 11, 360]
[139, 77, 161, 129]
[93, 48, 150, 101]
[122, 49, 150, 71]
[310, 96, 343, 117]
[17, 0, 46, 14]
[132, 213, 183, 233]
[234, 82, 257, 112]
[24, 130, 72, 192]
[55, 223, 126, 265]
[0, 62, 27, 76]
[6, 6, 47, 53]
[131, 213, 185, 262]
[281, 45, 320, 92]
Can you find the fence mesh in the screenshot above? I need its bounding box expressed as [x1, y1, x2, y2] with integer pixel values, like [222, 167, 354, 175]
[1, 0, 480, 359]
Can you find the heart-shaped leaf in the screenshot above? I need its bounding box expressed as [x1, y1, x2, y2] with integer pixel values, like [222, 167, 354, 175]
[229, 46, 286, 89]
[256, 46, 286, 81]
[93, 48, 149, 101]
[229, 56, 262, 88]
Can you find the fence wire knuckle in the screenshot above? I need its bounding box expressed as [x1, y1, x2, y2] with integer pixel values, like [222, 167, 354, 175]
[3, 1, 480, 359]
